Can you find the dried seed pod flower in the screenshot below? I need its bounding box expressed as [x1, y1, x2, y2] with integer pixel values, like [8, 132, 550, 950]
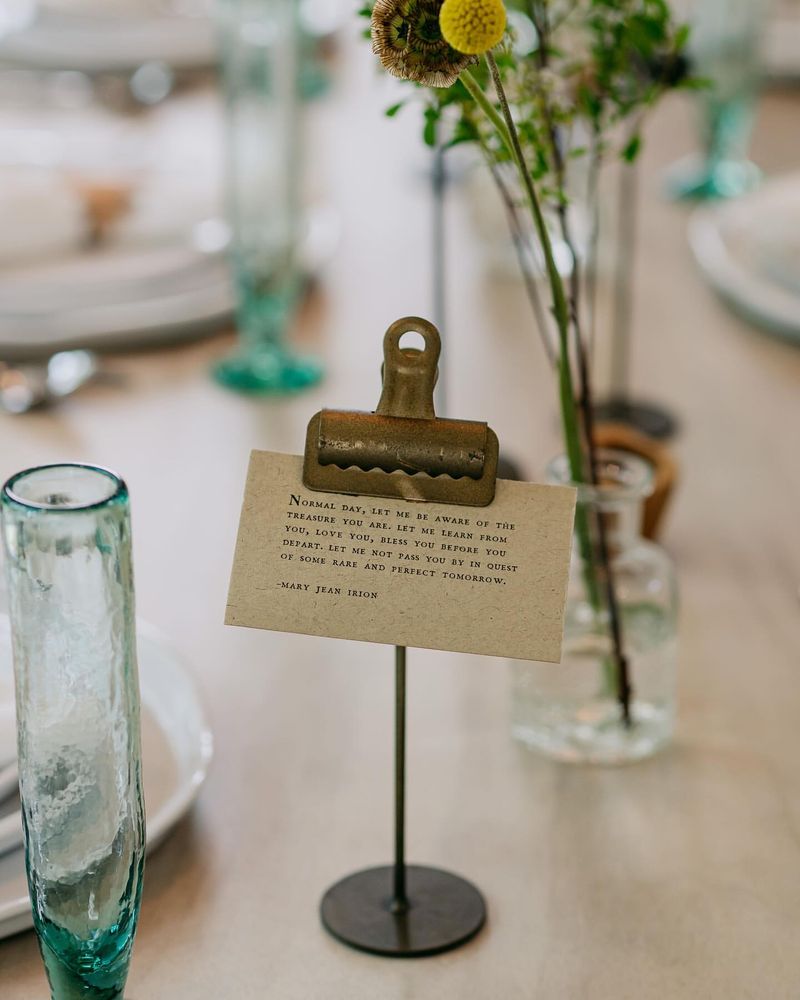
[372, 0, 476, 88]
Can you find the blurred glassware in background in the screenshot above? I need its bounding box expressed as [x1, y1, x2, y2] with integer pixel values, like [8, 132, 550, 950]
[512, 452, 678, 765]
[296, 0, 334, 100]
[668, 0, 769, 201]
[1, 464, 145, 1000]
[213, 0, 323, 394]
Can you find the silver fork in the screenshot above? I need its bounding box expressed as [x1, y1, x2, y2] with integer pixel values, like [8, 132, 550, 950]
[0, 349, 97, 414]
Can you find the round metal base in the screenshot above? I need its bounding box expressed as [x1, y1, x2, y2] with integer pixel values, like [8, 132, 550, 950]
[320, 865, 486, 958]
[594, 397, 679, 441]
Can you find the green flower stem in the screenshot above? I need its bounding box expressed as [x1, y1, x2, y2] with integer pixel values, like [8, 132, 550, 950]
[461, 69, 513, 150]
[469, 56, 602, 604]
[477, 58, 581, 474]
[466, 55, 621, 702]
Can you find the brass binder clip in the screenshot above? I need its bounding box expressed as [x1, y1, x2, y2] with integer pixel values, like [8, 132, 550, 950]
[303, 317, 499, 506]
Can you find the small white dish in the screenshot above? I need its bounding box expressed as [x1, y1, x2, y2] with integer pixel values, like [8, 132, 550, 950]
[0, 623, 213, 940]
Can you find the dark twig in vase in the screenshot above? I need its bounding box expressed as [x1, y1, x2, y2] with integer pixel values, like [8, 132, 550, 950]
[610, 145, 640, 403]
[585, 132, 602, 357]
[573, 327, 633, 725]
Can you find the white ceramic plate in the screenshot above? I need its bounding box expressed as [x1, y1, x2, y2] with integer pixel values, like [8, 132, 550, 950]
[0, 624, 213, 940]
[0, 7, 216, 73]
[689, 173, 800, 345]
[0, 0, 345, 73]
[0, 200, 338, 359]
[0, 243, 234, 360]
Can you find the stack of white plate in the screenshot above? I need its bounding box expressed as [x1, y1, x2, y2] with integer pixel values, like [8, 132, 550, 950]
[689, 173, 800, 345]
[0, 619, 213, 940]
[0, 0, 216, 73]
[0, 230, 235, 359]
[0, 91, 235, 358]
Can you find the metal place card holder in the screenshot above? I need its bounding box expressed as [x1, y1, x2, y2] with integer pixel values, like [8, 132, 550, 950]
[303, 316, 498, 957]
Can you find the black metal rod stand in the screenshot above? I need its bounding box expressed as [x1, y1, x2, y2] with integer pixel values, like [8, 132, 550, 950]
[392, 645, 408, 912]
[595, 156, 679, 441]
[319, 645, 486, 957]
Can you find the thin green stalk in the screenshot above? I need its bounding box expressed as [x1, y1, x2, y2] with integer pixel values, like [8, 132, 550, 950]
[525, 21, 631, 717]
[466, 65, 581, 476]
[476, 58, 583, 473]
[477, 56, 601, 604]
[461, 69, 512, 150]
[466, 56, 613, 700]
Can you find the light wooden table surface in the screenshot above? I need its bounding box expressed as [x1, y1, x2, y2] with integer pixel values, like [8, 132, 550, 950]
[2, 43, 800, 1000]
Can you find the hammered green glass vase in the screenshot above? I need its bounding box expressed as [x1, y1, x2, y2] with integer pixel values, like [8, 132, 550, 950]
[1, 464, 145, 1000]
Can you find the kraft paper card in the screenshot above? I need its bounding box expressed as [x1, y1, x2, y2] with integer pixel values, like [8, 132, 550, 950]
[225, 451, 576, 662]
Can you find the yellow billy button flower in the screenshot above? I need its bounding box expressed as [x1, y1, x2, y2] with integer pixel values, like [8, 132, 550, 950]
[439, 0, 506, 55]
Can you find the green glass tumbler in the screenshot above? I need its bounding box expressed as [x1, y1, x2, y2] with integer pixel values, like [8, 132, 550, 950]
[668, 0, 767, 201]
[1, 465, 145, 1000]
[213, 0, 323, 394]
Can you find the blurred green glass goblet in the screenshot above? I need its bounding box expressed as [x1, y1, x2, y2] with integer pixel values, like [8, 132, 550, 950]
[213, 0, 323, 394]
[668, 0, 767, 201]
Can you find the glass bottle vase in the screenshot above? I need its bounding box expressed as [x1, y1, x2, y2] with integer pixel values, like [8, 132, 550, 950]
[213, 0, 323, 394]
[1, 464, 145, 1000]
[511, 451, 678, 765]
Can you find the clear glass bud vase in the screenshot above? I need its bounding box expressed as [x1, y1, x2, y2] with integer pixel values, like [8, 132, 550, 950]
[512, 450, 678, 765]
[1, 465, 145, 1000]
